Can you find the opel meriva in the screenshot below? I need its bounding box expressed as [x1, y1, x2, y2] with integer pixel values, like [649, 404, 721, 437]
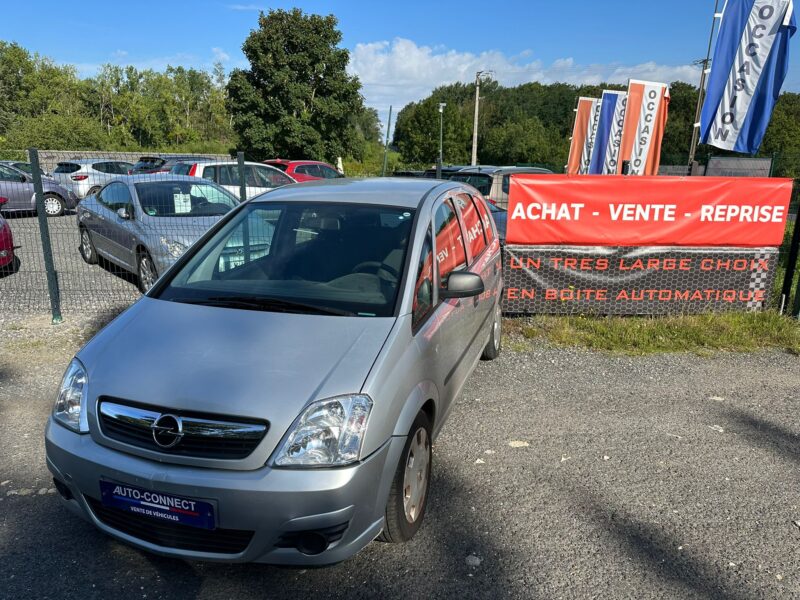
[45, 177, 503, 565]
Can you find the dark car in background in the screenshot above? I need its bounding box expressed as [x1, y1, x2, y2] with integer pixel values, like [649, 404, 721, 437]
[77, 175, 240, 292]
[450, 166, 553, 208]
[263, 159, 343, 182]
[0, 163, 79, 216]
[422, 165, 477, 179]
[131, 155, 218, 175]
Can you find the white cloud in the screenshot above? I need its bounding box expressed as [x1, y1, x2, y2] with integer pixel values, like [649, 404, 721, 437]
[226, 3, 264, 10]
[212, 47, 231, 63]
[348, 38, 701, 137]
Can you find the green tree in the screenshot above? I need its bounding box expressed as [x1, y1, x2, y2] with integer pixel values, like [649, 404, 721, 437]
[226, 8, 365, 161]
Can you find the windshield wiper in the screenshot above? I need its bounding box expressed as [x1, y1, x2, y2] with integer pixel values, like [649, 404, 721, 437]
[170, 296, 354, 316]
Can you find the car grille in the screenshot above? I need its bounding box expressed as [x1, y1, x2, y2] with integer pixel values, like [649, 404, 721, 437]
[86, 496, 253, 554]
[98, 398, 268, 460]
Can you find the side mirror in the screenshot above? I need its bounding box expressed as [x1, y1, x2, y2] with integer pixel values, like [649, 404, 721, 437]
[116, 206, 132, 220]
[439, 271, 484, 299]
[19, 174, 27, 183]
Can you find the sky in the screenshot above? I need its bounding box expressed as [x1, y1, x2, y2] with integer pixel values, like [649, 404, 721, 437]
[3, 0, 799, 135]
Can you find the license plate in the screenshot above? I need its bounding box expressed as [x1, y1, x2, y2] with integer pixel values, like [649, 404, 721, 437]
[99, 480, 215, 530]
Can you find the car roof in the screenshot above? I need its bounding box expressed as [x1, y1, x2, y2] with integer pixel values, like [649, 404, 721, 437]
[265, 159, 330, 166]
[120, 174, 211, 184]
[57, 158, 130, 165]
[250, 177, 457, 209]
[474, 166, 553, 175]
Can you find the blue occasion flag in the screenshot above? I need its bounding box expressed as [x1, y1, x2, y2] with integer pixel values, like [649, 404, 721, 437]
[701, 0, 796, 154]
[588, 91, 622, 175]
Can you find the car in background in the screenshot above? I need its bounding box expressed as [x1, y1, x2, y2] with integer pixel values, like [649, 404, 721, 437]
[52, 159, 134, 199]
[46, 177, 503, 565]
[0, 160, 50, 179]
[450, 166, 553, 208]
[487, 202, 507, 244]
[172, 160, 295, 199]
[0, 163, 78, 216]
[0, 200, 17, 273]
[77, 175, 240, 292]
[422, 165, 477, 179]
[263, 159, 343, 182]
[132, 155, 217, 175]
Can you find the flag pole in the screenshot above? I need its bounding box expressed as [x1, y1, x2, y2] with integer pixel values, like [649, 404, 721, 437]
[688, 0, 723, 171]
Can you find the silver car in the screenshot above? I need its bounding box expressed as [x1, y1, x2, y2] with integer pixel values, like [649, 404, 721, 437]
[52, 158, 135, 199]
[46, 178, 503, 565]
[0, 163, 78, 216]
[77, 175, 240, 292]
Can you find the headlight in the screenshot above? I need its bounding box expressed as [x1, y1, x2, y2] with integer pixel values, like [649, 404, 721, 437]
[160, 237, 188, 258]
[274, 395, 372, 467]
[53, 359, 89, 433]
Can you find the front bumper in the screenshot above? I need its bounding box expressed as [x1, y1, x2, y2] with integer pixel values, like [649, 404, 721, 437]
[45, 418, 404, 564]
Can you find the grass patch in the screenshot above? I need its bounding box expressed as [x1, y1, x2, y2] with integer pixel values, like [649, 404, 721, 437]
[510, 312, 800, 355]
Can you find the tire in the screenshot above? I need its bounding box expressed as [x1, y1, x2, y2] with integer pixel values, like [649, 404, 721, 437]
[379, 411, 432, 543]
[79, 226, 98, 265]
[136, 250, 158, 294]
[42, 193, 65, 217]
[481, 300, 502, 360]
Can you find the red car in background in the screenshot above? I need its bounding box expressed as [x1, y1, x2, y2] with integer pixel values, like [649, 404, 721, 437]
[263, 159, 343, 182]
[0, 198, 16, 273]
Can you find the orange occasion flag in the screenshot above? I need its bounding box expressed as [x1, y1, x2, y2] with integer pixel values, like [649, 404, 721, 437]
[617, 80, 670, 175]
[566, 97, 601, 175]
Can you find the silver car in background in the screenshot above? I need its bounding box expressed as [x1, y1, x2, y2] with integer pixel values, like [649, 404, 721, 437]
[0, 163, 78, 216]
[46, 178, 503, 565]
[52, 159, 135, 199]
[77, 174, 239, 292]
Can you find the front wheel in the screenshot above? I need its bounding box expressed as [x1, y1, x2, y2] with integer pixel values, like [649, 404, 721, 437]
[79, 227, 98, 265]
[42, 194, 65, 217]
[136, 250, 158, 294]
[379, 411, 432, 543]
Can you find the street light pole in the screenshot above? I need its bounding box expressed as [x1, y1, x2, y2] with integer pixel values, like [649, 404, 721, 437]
[437, 102, 446, 179]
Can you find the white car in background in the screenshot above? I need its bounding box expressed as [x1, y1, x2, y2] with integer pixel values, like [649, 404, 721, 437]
[172, 160, 296, 199]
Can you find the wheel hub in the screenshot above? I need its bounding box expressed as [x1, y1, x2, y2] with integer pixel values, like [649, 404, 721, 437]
[402, 427, 430, 523]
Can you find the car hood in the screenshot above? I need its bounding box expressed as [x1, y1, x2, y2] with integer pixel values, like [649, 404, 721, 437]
[79, 297, 395, 427]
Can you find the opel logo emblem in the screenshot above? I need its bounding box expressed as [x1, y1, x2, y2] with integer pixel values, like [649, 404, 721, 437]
[151, 414, 184, 449]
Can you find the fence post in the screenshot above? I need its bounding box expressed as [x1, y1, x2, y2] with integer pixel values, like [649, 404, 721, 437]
[29, 148, 62, 324]
[781, 203, 800, 314]
[236, 151, 250, 263]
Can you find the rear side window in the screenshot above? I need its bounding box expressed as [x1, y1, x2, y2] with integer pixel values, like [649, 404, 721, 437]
[254, 166, 293, 187]
[296, 164, 322, 177]
[267, 162, 288, 172]
[454, 193, 487, 259]
[218, 165, 239, 186]
[55, 162, 80, 174]
[92, 162, 114, 174]
[172, 163, 191, 176]
[502, 175, 511, 195]
[319, 165, 342, 179]
[433, 200, 467, 288]
[473, 197, 495, 244]
[202, 165, 217, 181]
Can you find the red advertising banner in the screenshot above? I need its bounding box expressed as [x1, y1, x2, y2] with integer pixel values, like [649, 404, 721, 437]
[507, 175, 793, 247]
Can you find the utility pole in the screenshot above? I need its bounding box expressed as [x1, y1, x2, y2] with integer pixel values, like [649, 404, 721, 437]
[437, 102, 446, 179]
[688, 0, 722, 171]
[471, 71, 483, 166]
[381, 105, 393, 177]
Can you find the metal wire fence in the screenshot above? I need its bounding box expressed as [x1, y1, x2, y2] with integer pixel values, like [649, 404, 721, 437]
[1, 149, 799, 319]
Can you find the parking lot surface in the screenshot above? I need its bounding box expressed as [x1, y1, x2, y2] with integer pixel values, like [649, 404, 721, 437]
[1, 313, 798, 599]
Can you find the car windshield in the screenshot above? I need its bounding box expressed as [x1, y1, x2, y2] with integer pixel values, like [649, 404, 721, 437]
[133, 158, 165, 171]
[155, 202, 415, 317]
[134, 181, 239, 217]
[449, 173, 492, 196]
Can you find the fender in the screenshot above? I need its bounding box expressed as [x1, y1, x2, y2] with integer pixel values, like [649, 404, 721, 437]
[392, 379, 439, 439]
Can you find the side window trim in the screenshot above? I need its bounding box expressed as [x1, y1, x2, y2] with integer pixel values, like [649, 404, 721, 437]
[412, 222, 438, 334]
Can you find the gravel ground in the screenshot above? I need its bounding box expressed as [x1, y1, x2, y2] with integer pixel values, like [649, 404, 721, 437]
[1, 312, 799, 599]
